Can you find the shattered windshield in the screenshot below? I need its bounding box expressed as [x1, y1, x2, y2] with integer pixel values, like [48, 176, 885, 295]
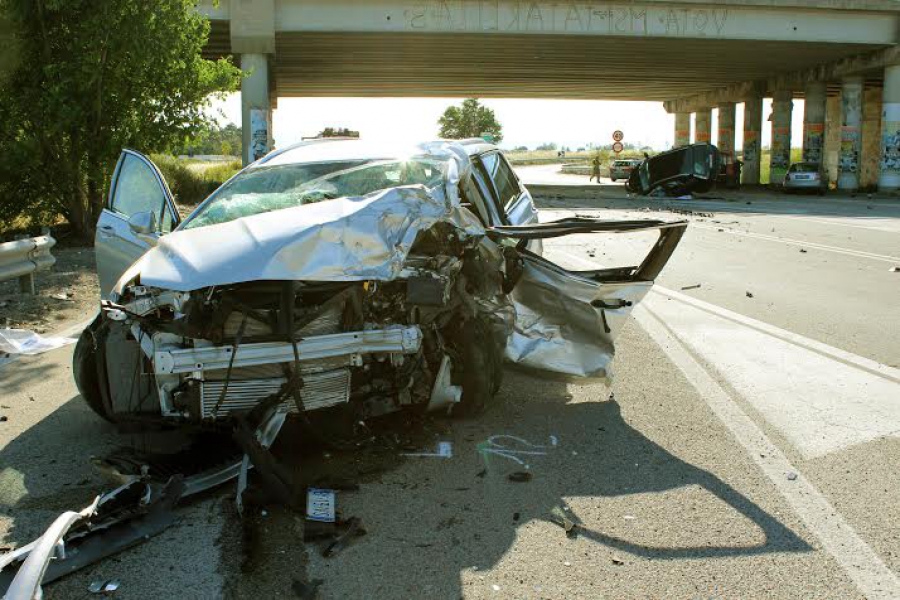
[181, 158, 448, 230]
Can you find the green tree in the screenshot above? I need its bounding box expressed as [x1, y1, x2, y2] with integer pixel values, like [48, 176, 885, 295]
[438, 98, 503, 143]
[0, 0, 241, 239]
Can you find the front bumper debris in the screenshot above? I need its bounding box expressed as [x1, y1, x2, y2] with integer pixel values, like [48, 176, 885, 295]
[153, 326, 423, 375]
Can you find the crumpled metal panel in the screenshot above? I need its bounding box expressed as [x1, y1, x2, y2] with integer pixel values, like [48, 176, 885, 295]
[130, 142, 484, 293]
[505, 255, 651, 379]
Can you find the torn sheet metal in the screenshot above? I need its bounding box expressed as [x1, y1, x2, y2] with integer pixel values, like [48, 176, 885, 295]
[505, 254, 651, 379]
[122, 142, 485, 293]
[0, 478, 183, 599]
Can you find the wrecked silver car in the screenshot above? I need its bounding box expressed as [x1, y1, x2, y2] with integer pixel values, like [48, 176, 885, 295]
[74, 139, 686, 445]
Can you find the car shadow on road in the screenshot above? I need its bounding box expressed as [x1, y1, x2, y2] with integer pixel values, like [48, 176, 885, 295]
[303, 369, 812, 598]
[0, 358, 60, 396]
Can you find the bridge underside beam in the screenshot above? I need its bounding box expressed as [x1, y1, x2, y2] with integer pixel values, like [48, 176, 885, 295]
[664, 45, 899, 113]
[267, 32, 882, 100]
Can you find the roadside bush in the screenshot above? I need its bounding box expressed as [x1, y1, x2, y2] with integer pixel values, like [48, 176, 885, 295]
[151, 155, 241, 206]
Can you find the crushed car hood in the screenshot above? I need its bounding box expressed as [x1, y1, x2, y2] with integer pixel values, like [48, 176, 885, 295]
[124, 142, 482, 294]
[132, 186, 484, 292]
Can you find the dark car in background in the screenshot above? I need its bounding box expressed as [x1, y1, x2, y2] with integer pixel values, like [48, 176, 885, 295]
[626, 143, 721, 197]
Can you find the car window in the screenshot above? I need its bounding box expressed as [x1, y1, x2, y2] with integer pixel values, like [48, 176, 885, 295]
[470, 162, 504, 225]
[479, 152, 521, 209]
[111, 154, 167, 226]
[182, 158, 448, 230]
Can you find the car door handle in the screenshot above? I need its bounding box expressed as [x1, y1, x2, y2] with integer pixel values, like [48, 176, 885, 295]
[98, 225, 115, 236]
[591, 298, 632, 309]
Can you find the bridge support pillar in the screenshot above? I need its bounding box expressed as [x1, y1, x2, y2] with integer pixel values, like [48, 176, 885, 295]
[838, 76, 864, 191]
[674, 112, 691, 148]
[695, 109, 712, 144]
[770, 90, 793, 186]
[879, 64, 900, 192]
[717, 102, 736, 156]
[742, 96, 763, 185]
[803, 81, 827, 165]
[241, 53, 272, 166]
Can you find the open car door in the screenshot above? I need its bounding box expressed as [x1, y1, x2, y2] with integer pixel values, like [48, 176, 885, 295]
[487, 218, 687, 379]
[94, 150, 180, 298]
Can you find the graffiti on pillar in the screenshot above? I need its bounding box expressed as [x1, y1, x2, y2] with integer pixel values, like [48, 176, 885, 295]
[743, 130, 759, 166]
[882, 102, 900, 174]
[839, 126, 860, 174]
[717, 127, 734, 154]
[803, 122, 824, 164]
[771, 126, 791, 170]
[675, 129, 690, 147]
[250, 109, 270, 162]
[883, 124, 900, 172]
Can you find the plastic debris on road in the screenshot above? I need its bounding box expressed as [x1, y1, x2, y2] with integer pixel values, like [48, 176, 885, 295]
[403, 441, 452, 458]
[88, 579, 121, 595]
[0, 328, 76, 356]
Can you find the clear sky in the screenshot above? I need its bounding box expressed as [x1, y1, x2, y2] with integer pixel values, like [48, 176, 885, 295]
[210, 94, 806, 152]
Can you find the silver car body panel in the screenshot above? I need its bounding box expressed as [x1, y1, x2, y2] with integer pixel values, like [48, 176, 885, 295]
[506, 254, 650, 379]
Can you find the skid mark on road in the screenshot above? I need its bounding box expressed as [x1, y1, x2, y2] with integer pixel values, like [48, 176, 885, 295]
[636, 306, 900, 600]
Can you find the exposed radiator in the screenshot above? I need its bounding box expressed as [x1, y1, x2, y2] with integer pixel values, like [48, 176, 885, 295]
[200, 368, 351, 419]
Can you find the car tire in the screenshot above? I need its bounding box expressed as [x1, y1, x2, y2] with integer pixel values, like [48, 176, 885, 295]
[610, 178, 616, 182]
[453, 317, 503, 417]
[73, 319, 113, 423]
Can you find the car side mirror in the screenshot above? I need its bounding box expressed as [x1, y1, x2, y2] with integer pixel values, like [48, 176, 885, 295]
[128, 211, 157, 236]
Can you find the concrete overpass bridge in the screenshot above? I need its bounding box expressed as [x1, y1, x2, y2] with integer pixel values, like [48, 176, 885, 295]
[110, 2, 900, 190]
[202, 0, 900, 190]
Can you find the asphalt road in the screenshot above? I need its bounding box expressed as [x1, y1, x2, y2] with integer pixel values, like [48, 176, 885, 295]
[1, 165, 899, 599]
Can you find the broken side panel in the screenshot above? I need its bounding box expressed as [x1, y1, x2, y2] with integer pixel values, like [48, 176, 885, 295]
[488, 218, 688, 379]
[506, 253, 651, 379]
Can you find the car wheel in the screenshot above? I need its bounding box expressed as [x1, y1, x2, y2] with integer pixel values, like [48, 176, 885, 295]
[73, 319, 113, 423]
[453, 317, 503, 417]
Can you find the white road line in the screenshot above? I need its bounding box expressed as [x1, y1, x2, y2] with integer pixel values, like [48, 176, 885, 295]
[649, 286, 900, 384]
[646, 291, 900, 458]
[555, 248, 900, 457]
[636, 305, 900, 600]
[691, 224, 900, 263]
[784, 215, 900, 234]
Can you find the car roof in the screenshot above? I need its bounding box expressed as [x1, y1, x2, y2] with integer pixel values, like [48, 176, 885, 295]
[255, 138, 497, 168]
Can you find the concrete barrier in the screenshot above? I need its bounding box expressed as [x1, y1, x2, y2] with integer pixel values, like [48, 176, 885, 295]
[0, 234, 56, 294]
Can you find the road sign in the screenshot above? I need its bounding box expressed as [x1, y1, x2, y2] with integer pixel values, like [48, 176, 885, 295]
[612, 130, 624, 142]
[612, 141, 624, 153]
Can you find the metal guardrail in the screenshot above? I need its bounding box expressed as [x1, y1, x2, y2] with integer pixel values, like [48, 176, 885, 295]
[0, 234, 56, 294]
